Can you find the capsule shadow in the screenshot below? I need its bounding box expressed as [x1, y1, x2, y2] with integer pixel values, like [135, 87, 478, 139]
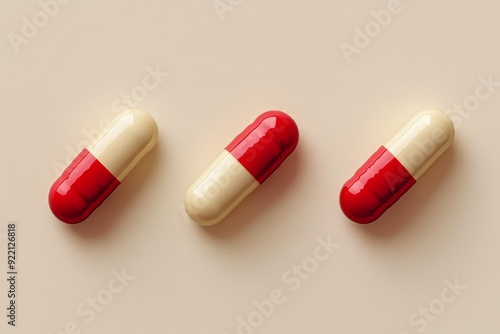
[199, 146, 304, 240]
[349, 144, 458, 238]
[60, 141, 162, 239]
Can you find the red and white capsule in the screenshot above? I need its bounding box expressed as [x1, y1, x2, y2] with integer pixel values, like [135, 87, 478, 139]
[340, 110, 455, 224]
[49, 110, 158, 224]
[184, 111, 299, 226]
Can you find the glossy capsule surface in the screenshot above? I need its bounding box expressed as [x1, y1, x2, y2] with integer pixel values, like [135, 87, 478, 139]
[49, 110, 158, 224]
[184, 110, 299, 226]
[340, 110, 455, 224]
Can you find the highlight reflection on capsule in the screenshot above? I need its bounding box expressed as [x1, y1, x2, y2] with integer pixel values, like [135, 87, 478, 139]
[49, 109, 158, 224]
[339, 109, 455, 224]
[185, 110, 299, 226]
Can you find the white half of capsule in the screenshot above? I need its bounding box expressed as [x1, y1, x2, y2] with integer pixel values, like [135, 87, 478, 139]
[384, 109, 455, 180]
[87, 109, 158, 181]
[184, 150, 259, 226]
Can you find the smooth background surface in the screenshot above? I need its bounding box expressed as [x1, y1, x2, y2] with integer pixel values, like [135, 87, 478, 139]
[1, 1, 499, 333]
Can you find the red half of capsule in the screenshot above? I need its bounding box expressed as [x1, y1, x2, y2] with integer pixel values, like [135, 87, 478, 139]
[49, 149, 121, 224]
[225, 110, 299, 184]
[339, 146, 416, 224]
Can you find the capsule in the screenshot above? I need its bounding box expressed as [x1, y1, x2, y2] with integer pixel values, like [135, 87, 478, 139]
[185, 111, 299, 226]
[49, 110, 158, 224]
[339, 109, 455, 224]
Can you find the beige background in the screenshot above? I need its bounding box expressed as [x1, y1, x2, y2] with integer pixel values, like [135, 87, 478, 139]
[1, 0, 499, 333]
